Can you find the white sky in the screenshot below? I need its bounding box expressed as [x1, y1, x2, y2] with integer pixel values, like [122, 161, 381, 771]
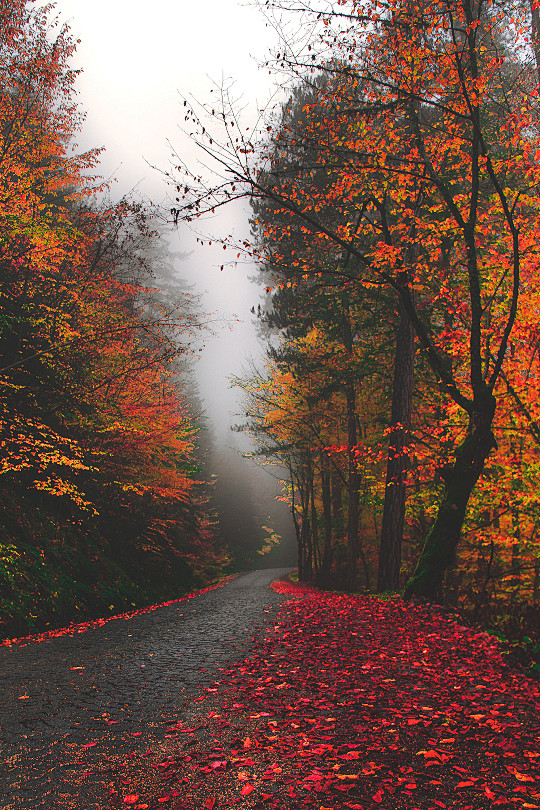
[52, 0, 278, 193]
[47, 0, 282, 439]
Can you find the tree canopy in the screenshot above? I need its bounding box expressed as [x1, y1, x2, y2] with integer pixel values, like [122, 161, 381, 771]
[171, 0, 540, 617]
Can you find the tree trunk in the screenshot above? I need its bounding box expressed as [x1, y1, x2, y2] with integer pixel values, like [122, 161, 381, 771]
[377, 296, 415, 592]
[404, 392, 496, 599]
[296, 492, 305, 580]
[332, 468, 344, 536]
[301, 457, 313, 580]
[288, 463, 303, 580]
[510, 535, 521, 598]
[318, 453, 333, 586]
[444, 561, 464, 607]
[310, 468, 320, 578]
[346, 382, 360, 589]
[300, 514, 311, 580]
[296, 529, 304, 581]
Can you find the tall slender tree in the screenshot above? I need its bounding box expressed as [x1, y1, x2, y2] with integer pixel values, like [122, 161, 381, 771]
[173, 0, 540, 598]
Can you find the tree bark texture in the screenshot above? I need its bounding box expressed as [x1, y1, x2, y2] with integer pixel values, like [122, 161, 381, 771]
[318, 453, 334, 586]
[377, 296, 415, 592]
[288, 462, 304, 581]
[331, 469, 344, 535]
[310, 470, 320, 577]
[404, 392, 496, 599]
[346, 382, 360, 589]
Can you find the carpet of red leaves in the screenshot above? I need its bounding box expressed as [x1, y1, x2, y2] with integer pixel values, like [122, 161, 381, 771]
[134, 579, 540, 810]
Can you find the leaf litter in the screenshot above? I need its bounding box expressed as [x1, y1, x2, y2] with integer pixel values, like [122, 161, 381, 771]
[118, 579, 539, 809]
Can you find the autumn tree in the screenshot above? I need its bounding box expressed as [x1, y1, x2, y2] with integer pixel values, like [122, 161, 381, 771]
[251, 77, 417, 591]
[0, 1, 226, 634]
[171, 0, 540, 599]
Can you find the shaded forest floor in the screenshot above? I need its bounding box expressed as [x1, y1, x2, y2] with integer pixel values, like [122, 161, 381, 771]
[123, 579, 540, 810]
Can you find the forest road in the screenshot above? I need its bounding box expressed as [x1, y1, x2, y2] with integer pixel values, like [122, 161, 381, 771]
[0, 568, 292, 809]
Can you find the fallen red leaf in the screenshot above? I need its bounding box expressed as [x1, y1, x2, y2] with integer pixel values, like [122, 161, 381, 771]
[134, 582, 540, 810]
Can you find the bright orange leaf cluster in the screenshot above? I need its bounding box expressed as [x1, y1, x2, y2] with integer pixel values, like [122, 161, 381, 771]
[0, 1, 225, 635]
[233, 0, 540, 610]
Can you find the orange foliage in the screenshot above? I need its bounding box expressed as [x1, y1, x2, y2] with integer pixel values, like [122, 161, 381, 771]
[0, 2, 224, 632]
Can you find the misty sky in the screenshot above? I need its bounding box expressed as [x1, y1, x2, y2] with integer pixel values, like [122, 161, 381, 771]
[47, 0, 282, 439]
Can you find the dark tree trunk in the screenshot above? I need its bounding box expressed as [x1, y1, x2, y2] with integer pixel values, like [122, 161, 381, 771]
[444, 561, 464, 607]
[318, 453, 333, 586]
[310, 468, 320, 577]
[301, 515, 311, 580]
[346, 382, 360, 589]
[288, 462, 303, 580]
[301, 455, 313, 580]
[377, 296, 415, 592]
[296, 531, 304, 581]
[511, 537, 521, 596]
[332, 469, 344, 535]
[297, 489, 305, 580]
[404, 392, 496, 599]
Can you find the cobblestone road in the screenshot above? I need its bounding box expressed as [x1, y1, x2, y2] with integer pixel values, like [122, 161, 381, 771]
[0, 569, 291, 809]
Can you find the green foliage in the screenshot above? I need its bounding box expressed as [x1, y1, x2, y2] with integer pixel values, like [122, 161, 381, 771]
[0, 489, 221, 637]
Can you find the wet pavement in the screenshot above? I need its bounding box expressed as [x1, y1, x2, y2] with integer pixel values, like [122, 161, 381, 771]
[0, 568, 291, 809]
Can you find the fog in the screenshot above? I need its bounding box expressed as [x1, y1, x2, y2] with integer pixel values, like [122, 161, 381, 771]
[46, 0, 296, 564]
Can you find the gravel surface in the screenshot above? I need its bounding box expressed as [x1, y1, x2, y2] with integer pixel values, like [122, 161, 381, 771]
[0, 568, 291, 809]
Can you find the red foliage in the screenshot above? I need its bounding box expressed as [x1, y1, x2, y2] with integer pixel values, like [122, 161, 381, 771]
[139, 580, 539, 809]
[271, 578, 314, 596]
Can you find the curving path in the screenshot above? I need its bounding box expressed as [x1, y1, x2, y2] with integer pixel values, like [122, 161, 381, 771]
[0, 568, 291, 809]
